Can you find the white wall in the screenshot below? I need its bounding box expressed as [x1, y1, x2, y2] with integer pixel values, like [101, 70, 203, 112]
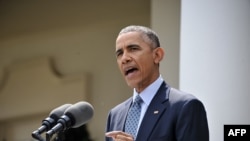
[180, 0, 250, 140]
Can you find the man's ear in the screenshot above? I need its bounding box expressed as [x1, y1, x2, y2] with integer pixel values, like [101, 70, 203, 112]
[153, 47, 165, 64]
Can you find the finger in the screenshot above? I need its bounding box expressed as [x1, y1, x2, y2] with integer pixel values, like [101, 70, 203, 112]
[106, 131, 134, 141]
[106, 131, 122, 136]
[109, 133, 133, 141]
[116, 134, 134, 140]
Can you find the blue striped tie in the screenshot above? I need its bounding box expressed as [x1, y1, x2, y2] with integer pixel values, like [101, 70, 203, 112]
[125, 95, 143, 139]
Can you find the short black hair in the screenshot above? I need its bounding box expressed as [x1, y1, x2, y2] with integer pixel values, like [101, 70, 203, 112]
[118, 25, 160, 48]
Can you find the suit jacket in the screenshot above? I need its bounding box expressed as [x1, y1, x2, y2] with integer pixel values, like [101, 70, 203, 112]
[105, 82, 209, 141]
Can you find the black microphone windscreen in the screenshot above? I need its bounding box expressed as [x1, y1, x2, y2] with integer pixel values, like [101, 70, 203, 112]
[64, 101, 94, 128]
[49, 104, 72, 119]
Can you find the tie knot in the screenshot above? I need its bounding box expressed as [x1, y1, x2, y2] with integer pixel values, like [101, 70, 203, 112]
[134, 95, 143, 104]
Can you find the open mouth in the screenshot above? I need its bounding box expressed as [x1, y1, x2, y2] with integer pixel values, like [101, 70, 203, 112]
[125, 67, 138, 76]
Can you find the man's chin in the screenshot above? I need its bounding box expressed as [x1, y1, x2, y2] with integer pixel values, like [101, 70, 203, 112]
[126, 81, 143, 91]
[126, 81, 138, 89]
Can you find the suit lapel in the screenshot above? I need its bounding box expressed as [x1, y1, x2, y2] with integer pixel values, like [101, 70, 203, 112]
[136, 82, 170, 141]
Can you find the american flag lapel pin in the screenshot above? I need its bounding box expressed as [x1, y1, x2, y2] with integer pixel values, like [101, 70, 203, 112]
[154, 110, 159, 114]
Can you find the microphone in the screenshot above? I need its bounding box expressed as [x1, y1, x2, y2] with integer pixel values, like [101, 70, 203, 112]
[46, 101, 94, 138]
[31, 104, 72, 140]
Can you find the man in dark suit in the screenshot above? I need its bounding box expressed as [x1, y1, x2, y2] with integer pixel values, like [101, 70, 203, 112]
[105, 25, 209, 141]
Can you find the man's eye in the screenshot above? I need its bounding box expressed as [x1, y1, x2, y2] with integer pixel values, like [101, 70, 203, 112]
[116, 51, 122, 57]
[131, 47, 138, 51]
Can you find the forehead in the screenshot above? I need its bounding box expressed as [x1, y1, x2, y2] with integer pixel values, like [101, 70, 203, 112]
[116, 32, 147, 48]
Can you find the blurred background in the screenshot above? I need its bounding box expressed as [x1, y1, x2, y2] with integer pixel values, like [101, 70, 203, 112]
[0, 0, 249, 141]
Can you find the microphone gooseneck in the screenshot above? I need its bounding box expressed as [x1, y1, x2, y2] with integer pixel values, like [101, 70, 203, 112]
[46, 101, 94, 139]
[31, 103, 72, 141]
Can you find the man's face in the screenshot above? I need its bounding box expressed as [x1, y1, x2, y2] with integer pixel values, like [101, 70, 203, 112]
[115, 31, 160, 92]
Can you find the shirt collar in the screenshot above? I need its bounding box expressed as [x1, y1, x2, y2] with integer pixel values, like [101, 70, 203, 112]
[133, 75, 164, 106]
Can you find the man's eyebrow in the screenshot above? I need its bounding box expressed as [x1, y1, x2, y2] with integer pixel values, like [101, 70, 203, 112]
[115, 44, 140, 55]
[115, 48, 123, 55]
[127, 44, 139, 48]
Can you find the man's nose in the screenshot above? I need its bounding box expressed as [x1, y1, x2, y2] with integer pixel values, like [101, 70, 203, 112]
[121, 52, 132, 64]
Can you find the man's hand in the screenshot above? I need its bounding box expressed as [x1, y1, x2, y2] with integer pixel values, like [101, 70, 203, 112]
[105, 131, 134, 141]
